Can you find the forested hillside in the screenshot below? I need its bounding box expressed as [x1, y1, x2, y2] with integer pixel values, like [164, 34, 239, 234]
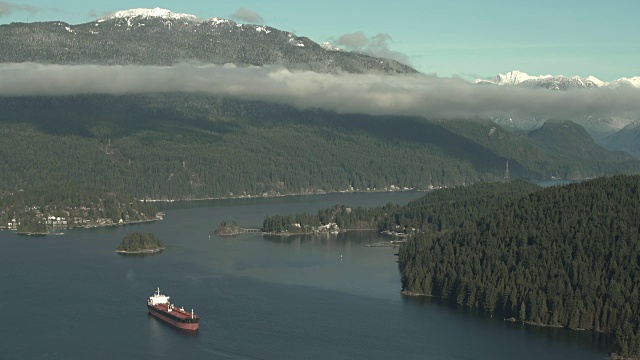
[439, 119, 639, 180]
[398, 175, 640, 358]
[261, 181, 540, 235]
[380, 180, 541, 234]
[604, 121, 640, 159]
[1, 94, 637, 200]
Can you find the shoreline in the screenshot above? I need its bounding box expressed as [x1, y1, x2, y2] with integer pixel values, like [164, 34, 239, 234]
[8, 217, 160, 235]
[262, 228, 378, 237]
[213, 228, 383, 238]
[141, 188, 425, 203]
[74, 217, 159, 229]
[16, 231, 48, 236]
[137, 177, 578, 203]
[401, 289, 606, 332]
[116, 247, 165, 254]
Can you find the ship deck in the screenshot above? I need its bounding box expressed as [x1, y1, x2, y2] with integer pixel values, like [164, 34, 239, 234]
[150, 303, 200, 320]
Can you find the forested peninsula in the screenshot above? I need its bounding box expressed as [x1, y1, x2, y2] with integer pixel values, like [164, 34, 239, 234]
[261, 180, 541, 236]
[398, 175, 640, 358]
[262, 203, 396, 234]
[262, 176, 640, 358]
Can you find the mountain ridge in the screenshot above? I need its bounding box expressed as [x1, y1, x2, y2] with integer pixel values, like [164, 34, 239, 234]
[99, 7, 200, 22]
[0, 8, 415, 74]
[475, 70, 640, 89]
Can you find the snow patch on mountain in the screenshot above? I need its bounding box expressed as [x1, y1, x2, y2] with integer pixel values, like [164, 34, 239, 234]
[207, 18, 233, 26]
[483, 70, 553, 85]
[101, 8, 199, 22]
[320, 42, 342, 51]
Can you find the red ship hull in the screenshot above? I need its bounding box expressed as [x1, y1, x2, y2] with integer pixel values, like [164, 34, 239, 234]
[148, 304, 200, 331]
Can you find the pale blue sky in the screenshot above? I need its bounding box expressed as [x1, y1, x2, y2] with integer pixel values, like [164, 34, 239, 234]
[1, 0, 638, 81]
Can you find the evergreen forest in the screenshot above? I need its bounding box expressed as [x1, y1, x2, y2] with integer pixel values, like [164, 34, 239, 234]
[398, 175, 640, 358]
[116, 232, 165, 253]
[1, 94, 638, 201]
[262, 203, 400, 233]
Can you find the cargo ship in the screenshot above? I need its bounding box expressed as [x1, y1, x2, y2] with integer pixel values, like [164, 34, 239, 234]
[147, 287, 200, 331]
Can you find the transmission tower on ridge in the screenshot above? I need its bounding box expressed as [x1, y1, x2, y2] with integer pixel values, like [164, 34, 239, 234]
[504, 160, 510, 183]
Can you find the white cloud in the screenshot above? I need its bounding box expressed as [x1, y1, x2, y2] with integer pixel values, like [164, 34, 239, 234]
[1, 63, 639, 121]
[335, 31, 410, 66]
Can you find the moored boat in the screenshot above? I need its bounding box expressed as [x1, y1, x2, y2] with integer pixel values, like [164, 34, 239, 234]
[147, 287, 200, 331]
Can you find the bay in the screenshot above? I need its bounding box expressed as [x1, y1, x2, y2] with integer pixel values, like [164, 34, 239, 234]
[0, 191, 611, 359]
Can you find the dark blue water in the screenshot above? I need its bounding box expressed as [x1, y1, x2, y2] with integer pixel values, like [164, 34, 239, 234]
[0, 191, 611, 359]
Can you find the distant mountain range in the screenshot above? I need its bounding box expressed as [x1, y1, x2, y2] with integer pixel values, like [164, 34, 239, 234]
[604, 120, 640, 157]
[474, 70, 640, 90]
[0, 8, 415, 74]
[473, 71, 640, 155]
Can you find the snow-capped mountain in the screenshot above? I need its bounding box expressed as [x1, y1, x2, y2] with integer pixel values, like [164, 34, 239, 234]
[0, 8, 416, 74]
[480, 70, 553, 86]
[474, 70, 640, 90]
[608, 77, 640, 89]
[100, 7, 200, 22]
[475, 71, 640, 151]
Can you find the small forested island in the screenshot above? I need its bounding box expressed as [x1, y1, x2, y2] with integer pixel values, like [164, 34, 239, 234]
[263, 175, 640, 358]
[213, 220, 245, 236]
[116, 232, 165, 254]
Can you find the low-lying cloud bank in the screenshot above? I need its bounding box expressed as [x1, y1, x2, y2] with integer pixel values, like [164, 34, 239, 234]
[2, 63, 639, 120]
